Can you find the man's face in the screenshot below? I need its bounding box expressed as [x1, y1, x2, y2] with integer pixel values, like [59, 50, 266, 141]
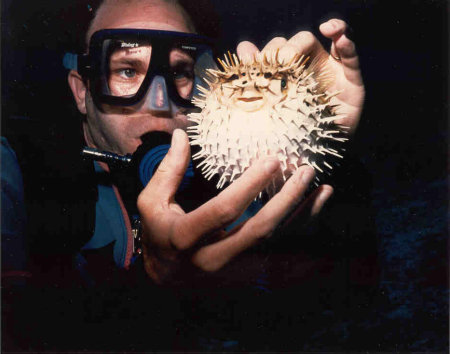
[81, 1, 194, 155]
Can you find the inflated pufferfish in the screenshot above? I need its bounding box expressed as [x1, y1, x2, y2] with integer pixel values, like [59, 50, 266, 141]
[187, 51, 347, 195]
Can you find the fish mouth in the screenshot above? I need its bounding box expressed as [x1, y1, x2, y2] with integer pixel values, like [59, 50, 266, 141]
[237, 97, 263, 102]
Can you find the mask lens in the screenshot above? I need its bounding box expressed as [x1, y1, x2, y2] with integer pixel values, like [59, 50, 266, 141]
[88, 30, 217, 107]
[170, 47, 195, 100]
[105, 39, 152, 97]
[170, 45, 217, 102]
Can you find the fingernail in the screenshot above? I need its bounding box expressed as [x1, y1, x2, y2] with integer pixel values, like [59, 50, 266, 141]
[312, 188, 333, 216]
[171, 129, 183, 151]
[319, 188, 333, 202]
[264, 158, 280, 174]
[301, 167, 315, 184]
[325, 20, 336, 30]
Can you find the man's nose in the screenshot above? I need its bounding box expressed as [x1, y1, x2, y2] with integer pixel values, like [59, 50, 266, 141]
[141, 75, 172, 114]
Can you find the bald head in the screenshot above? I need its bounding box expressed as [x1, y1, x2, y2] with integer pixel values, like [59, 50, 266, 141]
[86, 0, 196, 46]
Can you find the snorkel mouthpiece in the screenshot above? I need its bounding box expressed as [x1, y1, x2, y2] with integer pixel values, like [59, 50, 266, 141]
[81, 131, 194, 191]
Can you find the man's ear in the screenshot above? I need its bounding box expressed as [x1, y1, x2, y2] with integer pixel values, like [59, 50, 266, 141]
[68, 70, 87, 114]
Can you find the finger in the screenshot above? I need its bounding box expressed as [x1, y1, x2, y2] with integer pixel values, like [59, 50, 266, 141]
[261, 36, 287, 54]
[236, 41, 260, 65]
[319, 18, 347, 40]
[286, 31, 327, 59]
[319, 18, 346, 59]
[138, 129, 190, 204]
[261, 37, 287, 63]
[309, 184, 334, 216]
[190, 219, 253, 272]
[190, 165, 316, 271]
[283, 184, 334, 227]
[320, 19, 363, 86]
[169, 157, 280, 251]
[334, 34, 363, 86]
[247, 165, 315, 233]
[277, 43, 301, 65]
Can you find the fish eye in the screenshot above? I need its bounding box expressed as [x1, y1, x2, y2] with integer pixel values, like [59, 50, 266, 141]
[281, 78, 287, 90]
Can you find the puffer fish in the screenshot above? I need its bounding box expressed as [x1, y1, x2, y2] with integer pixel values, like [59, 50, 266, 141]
[187, 50, 347, 195]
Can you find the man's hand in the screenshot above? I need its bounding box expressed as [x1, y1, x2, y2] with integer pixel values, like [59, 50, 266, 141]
[136, 20, 363, 284]
[237, 19, 364, 134]
[137, 129, 333, 284]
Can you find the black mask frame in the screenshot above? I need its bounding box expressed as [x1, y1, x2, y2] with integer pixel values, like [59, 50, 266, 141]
[78, 28, 216, 109]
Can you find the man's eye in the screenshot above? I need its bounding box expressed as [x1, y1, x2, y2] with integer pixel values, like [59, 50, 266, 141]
[118, 68, 136, 79]
[280, 78, 287, 90]
[173, 69, 194, 80]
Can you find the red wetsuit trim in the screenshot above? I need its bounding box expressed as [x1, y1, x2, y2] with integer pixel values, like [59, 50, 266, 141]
[112, 184, 133, 269]
[98, 161, 133, 270]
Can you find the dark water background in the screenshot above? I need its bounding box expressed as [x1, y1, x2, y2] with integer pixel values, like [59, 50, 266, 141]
[2, 0, 448, 351]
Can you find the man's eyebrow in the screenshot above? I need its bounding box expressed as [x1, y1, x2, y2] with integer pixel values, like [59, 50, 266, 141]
[109, 57, 148, 69]
[170, 49, 194, 64]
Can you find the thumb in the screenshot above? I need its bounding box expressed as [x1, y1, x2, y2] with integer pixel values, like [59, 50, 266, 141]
[140, 129, 191, 202]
